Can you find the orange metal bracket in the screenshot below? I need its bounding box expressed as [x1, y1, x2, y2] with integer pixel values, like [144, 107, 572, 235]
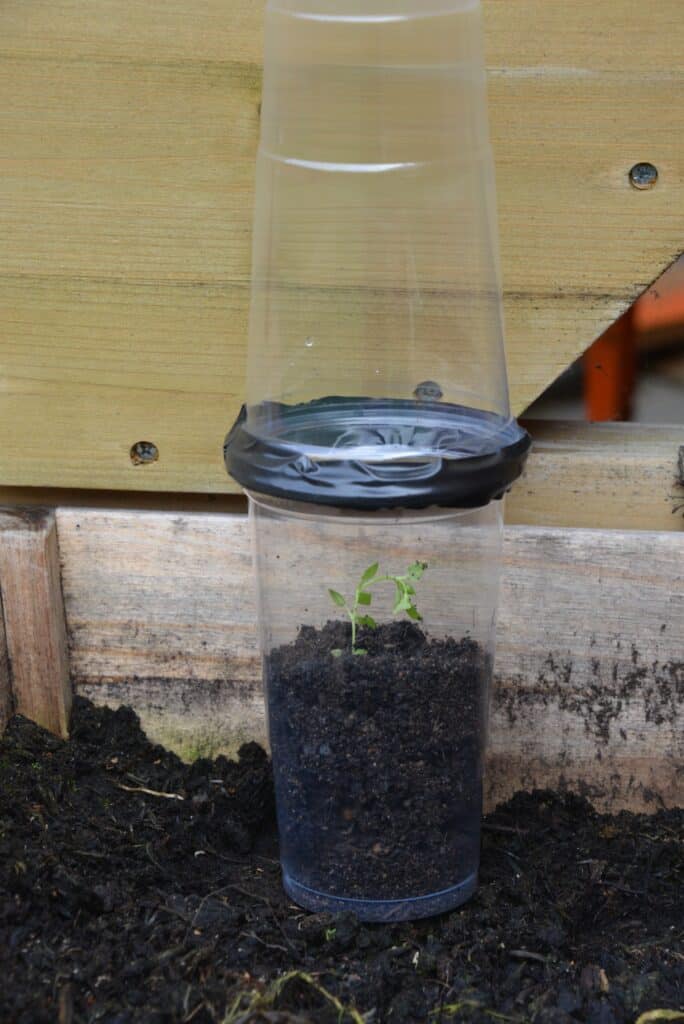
[583, 308, 637, 422]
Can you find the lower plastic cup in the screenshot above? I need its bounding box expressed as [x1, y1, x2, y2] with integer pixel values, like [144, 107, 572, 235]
[249, 493, 503, 922]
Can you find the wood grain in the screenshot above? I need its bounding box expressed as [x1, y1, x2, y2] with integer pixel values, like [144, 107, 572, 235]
[0, 509, 72, 737]
[0, 596, 10, 734]
[57, 508, 684, 811]
[0, 422, 682, 531]
[490, 527, 684, 813]
[0, 0, 682, 493]
[508, 422, 684, 532]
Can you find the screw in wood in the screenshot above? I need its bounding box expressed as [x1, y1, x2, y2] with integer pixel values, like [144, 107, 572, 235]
[629, 163, 658, 190]
[130, 441, 159, 465]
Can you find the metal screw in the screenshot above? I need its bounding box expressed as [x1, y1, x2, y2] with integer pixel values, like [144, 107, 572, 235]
[413, 380, 444, 402]
[629, 163, 658, 190]
[130, 441, 159, 465]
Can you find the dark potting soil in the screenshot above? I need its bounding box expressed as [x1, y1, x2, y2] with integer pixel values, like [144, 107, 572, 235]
[265, 621, 486, 908]
[0, 698, 682, 1024]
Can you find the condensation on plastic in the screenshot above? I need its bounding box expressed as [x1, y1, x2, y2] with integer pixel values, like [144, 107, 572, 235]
[225, 0, 530, 506]
[250, 492, 503, 920]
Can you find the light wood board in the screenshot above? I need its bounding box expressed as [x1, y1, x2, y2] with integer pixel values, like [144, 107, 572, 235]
[1, 421, 682, 532]
[0, 0, 682, 493]
[507, 422, 684, 533]
[56, 508, 684, 812]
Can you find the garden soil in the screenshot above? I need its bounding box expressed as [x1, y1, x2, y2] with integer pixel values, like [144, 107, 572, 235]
[266, 621, 485, 906]
[0, 697, 682, 1024]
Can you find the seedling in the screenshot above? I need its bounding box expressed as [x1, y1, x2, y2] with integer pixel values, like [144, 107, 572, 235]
[329, 561, 428, 656]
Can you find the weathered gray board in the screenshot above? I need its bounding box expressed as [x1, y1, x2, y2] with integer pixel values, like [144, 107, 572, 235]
[56, 509, 683, 813]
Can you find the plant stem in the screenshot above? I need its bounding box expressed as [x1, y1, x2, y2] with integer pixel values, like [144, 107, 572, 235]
[347, 606, 357, 652]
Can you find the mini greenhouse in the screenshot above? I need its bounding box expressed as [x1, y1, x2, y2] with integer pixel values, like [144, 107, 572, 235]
[225, 0, 531, 920]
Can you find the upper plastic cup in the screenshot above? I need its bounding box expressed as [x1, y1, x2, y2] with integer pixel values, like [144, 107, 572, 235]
[225, 0, 530, 509]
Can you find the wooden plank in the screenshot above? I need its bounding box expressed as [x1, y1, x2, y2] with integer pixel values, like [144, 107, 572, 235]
[0, 597, 10, 734]
[0, 1, 682, 493]
[0, 487, 249, 515]
[508, 422, 684, 532]
[490, 528, 684, 814]
[57, 508, 684, 812]
[0, 422, 681, 532]
[0, 509, 72, 737]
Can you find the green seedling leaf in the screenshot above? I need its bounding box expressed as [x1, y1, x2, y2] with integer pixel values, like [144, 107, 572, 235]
[361, 562, 379, 585]
[327, 561, 428, 654]
[331, 649, 343, 659]
[407, 561, 428, 581]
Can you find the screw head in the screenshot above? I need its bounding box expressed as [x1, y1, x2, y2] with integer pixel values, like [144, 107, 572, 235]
[413, 380, 444, 402]
[629, 162, 658, 190]
[130, 441, 159, 465]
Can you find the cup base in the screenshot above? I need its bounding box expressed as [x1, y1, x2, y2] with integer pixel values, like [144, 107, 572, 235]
[283, 870, 478, 923]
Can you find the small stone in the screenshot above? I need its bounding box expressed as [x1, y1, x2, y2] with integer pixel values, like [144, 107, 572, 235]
[297, 912, 335, 944]
[331, 911, 359, 949]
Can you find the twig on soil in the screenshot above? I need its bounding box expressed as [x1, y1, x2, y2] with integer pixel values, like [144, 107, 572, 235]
[223, 970, 367, 1024]
[64, 847, 110, 861]
[204, 844, 253, 866]
[189, 884, 235, 928]
[482, 824, 529, 835]
[182, 999, 208, 1023]
[115, 783, 185, 801]
[227, 883, 274, 905]
[626, 932, 684, 956]
[431, 999, 521, 1022]
[227, 885, 298, 955]
[598, 881, 645, 897]
[144, 842, 169, 876]
[635, 1012, 684, 1024]
[58, 984, 73, 1024]
[239, 930, 290, 955]
[509, 949, 549, 964]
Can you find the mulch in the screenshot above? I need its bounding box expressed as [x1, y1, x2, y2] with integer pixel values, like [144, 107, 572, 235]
[1, 697, 681, 1024]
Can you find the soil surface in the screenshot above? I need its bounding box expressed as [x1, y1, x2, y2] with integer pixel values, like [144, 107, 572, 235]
[266, 621, 485, 908]
[1, 698, 682, 1024]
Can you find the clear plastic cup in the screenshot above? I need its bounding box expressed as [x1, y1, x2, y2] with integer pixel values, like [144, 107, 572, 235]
[225, 0, 529, 509]
[249, 491, 503, 921]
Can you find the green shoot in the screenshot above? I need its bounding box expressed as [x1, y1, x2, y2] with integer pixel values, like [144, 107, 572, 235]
[328, 561, 428, 655]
